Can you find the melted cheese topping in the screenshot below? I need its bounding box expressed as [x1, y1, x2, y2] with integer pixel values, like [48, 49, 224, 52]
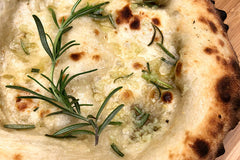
[0, 0, 181, 158]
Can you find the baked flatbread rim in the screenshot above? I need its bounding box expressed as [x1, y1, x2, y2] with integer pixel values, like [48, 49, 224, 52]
[0, 0, 239, 160]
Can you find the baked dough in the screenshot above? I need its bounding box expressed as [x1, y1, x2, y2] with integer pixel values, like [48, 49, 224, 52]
[0, 0, 239, 159]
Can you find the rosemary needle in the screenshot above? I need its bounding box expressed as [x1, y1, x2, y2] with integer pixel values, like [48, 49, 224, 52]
[111, 143, 125, 157]
[4, 124, 35, 130]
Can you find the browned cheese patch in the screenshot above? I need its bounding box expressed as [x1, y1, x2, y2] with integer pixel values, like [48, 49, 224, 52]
[203, 46, 219, 55]
[133, 62, 143, 70]
[70, 52, 85, 61]
[40, 109, 50, 118]
[15, 97, 33, 112]
[152, 18, 161, 26]
[198, 16, 218, 33]
[130, 16, 141, 30]
[121, 89, 134, 102]
[92, 55, 101, 61]
[175, 62, 182, 77]
[13, 154, 23, 160]
[162, 92, 173, 103]
[190, 138, 210, 158]
[218, 39, 225, 47]
[116, 5, 133, 24]
[94, 29, 100, 36]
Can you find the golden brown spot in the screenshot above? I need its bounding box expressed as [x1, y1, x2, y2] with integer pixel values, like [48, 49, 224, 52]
[190, 139, 210, 158]
[116, 5, 133, 24]
[218, 39, 225, 47]
[152, 18, 160, 26]
[216, 76, 232, 103]
[58, 16, 68, 24]
[203, 46, 219, 55]
[13, 154, 23, 160]
[175, 62, 182, 76]
[70, 52, 85, 61]
[94, 29, 100, 36]
[16, 96, 32, 112]
[40, 110, 50, 118]
[133, 62, 143, 70]
[198, 17, 218, 33]
[162, 92, 173, 103]
[130, 16, 141, 30]
[92, 55, 101, 61]
[121, 90, 134, 102]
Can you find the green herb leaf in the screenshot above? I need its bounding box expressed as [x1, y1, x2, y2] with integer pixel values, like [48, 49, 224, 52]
[32, 15, 53, 61]
[4, 124, 35, 130]
[113, 72, 133, 83]
[20, 39, 30, 55]
[31, 68, 40, 73]
[53, 123, 90, 136]
[109, 121, 122, 126]
[48, 8, 59, 28]
[96, 86, 123, 121]
[111, 143, 125, 157]
[157, 43, 176, 60]
[98, 104, 124, 134]
[136, 113, 150, 128]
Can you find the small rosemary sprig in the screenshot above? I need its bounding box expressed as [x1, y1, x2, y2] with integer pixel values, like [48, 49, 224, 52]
[6, 0, 123, 146]
[142, 62, 173, 98]
[113, 72, 134, 83]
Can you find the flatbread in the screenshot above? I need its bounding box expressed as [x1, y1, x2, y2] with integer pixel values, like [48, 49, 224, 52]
[0, 0, 239, 159]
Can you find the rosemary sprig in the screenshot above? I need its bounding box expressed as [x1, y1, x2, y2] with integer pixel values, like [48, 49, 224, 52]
[4, 124, 35, 130]
[20, 39, 30, 55]
[113, 72, 134, 83]
[5, 0, 123, 146]
[111, 143, 125, 157]
[148, 23, 164, 46]
[134, 107, 150, 128]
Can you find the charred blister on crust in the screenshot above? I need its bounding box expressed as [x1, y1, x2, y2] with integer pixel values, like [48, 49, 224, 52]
[133, 62, 143, 70]
[130, 16, 141, 30]
[216, 143, 225, 157]
[198, 17, 218, 33]
[216, 76, 232, 103]
[190, 139, 210, 158]
[152, 18, 161, 26]
[70, 52, 85, 61]
[116, 5, 133, 24]
[204, 46, 219, 55]
[162, 92, 173, 103]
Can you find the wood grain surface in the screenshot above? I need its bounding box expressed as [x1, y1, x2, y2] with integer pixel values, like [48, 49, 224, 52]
[215, 0, 240, 160]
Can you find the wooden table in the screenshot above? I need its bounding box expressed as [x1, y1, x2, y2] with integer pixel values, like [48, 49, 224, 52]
[215, 0, 240, 159]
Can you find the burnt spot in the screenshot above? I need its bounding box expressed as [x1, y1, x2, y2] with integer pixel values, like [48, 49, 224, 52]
[94, 29, 100, 36]
[204, 46, 219, 55]
[218, 114, 222, 119]
[198, 17, 218, 33]
[92, 55, 101, 61]
[218, 39, 225, 47]
[133, 62, 143, 70]
[232, 97, 240, 110]
[175, 62, 182, 76]
[190, 139, 210, 158]
[216, 76, 232, 103]
[70, 52, 85, 61]
[209, 21, 218, 33]
[216, 9, 227, 21]
[216, 143, 225, 157]
[152, 18, 160, 26]
[230, 59, 240, 77]
[162, 92, 173, 103]
[130, 16, 141, 30]
[116, 5, 133, 24]
[13, 154, 23, 160]
[16, 98, 21, 102]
